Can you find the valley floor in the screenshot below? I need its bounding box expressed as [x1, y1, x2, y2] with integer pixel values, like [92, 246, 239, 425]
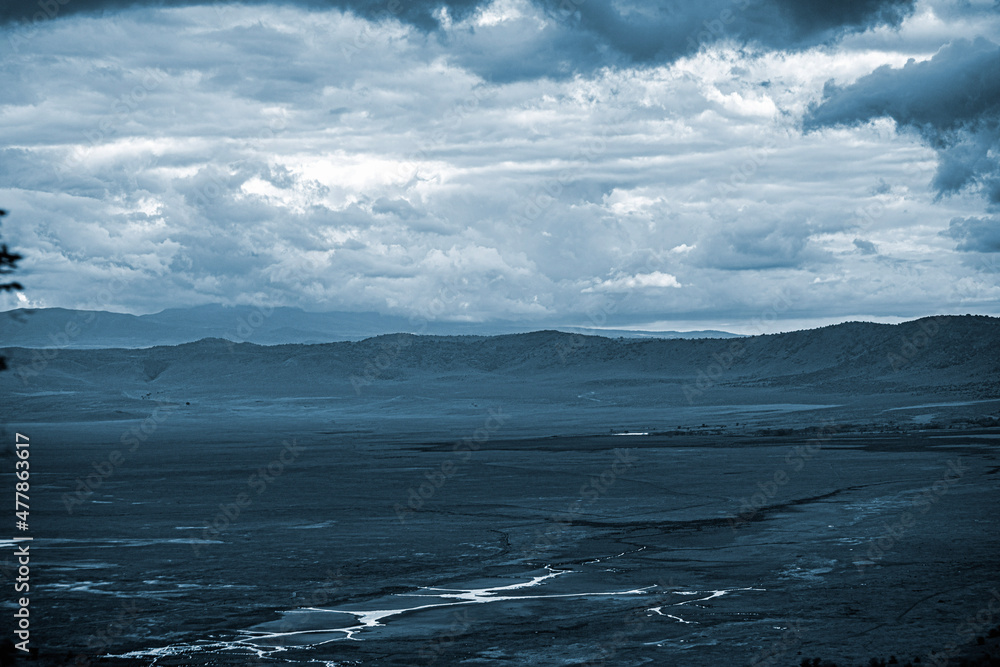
[5, 405, 999, 666]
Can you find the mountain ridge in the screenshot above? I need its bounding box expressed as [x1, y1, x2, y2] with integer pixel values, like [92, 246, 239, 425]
[0, 304, 740, 348]
[3, 314, 997, 395]
[2, 314, 997, 437]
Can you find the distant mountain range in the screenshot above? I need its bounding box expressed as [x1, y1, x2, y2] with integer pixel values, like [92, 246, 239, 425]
[0, 305, 740, 348]
[3, 315, 997, 435]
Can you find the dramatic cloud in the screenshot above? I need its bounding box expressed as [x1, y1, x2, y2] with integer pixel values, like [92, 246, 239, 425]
[2, 0, 484, 31]
[806, 38, 1000, 132]
[4, 0, 916, 80]
[0, 0, 997, 325]
[555, 0, 914, 63]
[948, 215, 1000, 252]
[583, 271, 682, 293]
[806, 36, 1000, 252]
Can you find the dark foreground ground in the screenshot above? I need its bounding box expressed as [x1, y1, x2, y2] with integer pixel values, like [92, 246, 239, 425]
[1, 400, 999, 667]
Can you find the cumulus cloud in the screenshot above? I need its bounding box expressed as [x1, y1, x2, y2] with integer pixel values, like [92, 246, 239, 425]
[0, 0, 997, 323]
[947, 216, 1000, 252]
[4, 0, 916, 80]
[853, 238, 879, 254]
[805, 37, 1000, 251]
[582, 271, 681, 293]
[551, 0, 914, 64]
[805, 38, 999, 133]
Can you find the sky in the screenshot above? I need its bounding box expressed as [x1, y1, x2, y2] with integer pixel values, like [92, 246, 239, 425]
[0, 0, 998, 332]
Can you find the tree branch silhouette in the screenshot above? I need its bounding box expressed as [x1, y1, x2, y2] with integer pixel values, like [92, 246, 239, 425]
[0, 208, 24, 372]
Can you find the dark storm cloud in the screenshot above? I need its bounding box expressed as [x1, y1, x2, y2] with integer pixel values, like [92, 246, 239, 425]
[1, 0, 480, 30]
[547, 0, 914, 64]
[765, 0, 913, 34]
[4, 0, 914, 68]
[947, 216, 1000, 253]
[689, 214, 833, 271]
[806, 38, 1000, 195]
[805, 37, 1000, 251]
[2, 0, 995, 319]
[805, 38, 1000, 132]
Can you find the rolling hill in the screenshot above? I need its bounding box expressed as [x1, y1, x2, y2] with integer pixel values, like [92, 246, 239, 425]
[0, 305, 738, 348]
[2, 315, 997, 436]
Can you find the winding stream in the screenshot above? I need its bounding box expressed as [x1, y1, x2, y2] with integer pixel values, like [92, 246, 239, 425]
[111, 565, 765, 664]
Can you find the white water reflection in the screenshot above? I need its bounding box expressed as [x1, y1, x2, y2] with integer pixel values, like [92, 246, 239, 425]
[112, 569, 765, 663]
[644, 586, 766, 637]
[244, 566, 655, 646]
